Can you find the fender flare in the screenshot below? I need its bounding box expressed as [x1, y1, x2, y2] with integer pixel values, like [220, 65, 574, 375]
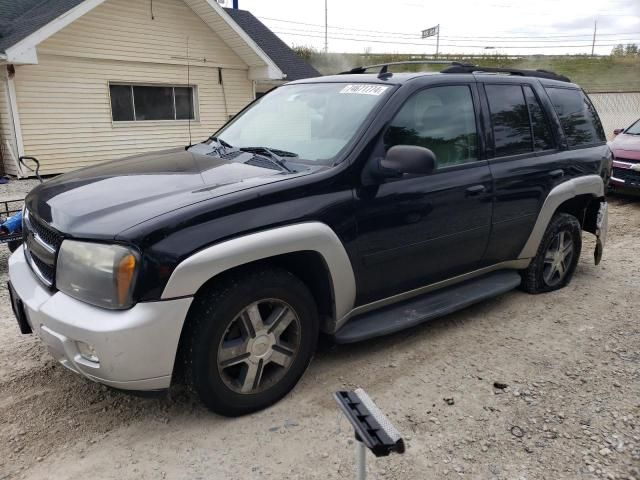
[161, 222, 357, 325]
[518, 174, 604, 259]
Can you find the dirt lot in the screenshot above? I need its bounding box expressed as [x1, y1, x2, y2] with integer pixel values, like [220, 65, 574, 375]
[0, 180, 638, 480]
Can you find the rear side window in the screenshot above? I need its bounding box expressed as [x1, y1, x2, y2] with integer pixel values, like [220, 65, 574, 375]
[384, 85, 478, 168]
[523, 86, 554, 150]
[485, 85, 532, 156]
[545, 88, 605, 147]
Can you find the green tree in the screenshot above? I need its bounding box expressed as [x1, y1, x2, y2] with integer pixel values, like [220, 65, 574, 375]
[611, 44, 625, 56]
[291, 45, 318, 62]
[625, 43, 639, 56]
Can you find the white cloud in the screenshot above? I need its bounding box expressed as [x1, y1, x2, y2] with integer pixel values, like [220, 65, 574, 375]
[228, 0, 640, 55]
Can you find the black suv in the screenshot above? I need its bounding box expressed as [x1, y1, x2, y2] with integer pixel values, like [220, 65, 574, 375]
[8, 62, 611, 416]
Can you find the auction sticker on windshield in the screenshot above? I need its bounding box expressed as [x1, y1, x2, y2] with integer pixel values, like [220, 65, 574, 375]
[340, 84, 389, 95]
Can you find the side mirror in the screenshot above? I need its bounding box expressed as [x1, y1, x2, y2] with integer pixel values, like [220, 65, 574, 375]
[613, 128, 624, 135]
[382, 145, 436, 176]
[362, 145, 436, 185]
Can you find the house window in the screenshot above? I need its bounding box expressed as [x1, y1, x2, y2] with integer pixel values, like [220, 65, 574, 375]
[109, 84, 196, 122]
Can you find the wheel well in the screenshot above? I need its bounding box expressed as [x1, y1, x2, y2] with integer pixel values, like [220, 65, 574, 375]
[554, 194, 598, 230]
[171, 251, 335, 385]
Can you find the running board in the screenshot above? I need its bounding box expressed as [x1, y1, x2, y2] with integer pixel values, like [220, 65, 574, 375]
[333, 270, 521, 344]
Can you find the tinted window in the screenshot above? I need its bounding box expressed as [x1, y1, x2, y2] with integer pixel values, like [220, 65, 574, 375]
[109, 84, 196, 121]
[133, 86, 174, 121]
[174, 87, 194, 120]
[523, 86, 554, 150]
[545, 88, 606, 147]
[486, 84, 532, 156]
[384, 85, 478, 168]
[110, 85, 134, 122]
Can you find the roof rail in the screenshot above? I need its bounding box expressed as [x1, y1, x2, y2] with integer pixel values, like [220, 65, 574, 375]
[340, 60, 474, 78]
[440, 64, 571, 82]
[339, 60, 571, 83]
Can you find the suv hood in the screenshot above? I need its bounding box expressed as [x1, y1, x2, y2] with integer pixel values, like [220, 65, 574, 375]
[610, 133, 640, 161]
[25, 148, 306, 238]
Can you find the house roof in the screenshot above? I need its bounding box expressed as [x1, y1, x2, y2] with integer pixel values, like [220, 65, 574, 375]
[0, 1, 282, 81]
[0, 0, 85, 54]
[224, 8, 320, 81]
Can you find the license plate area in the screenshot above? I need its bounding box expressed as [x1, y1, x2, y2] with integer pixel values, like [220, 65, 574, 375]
[8, 281, 32, 334]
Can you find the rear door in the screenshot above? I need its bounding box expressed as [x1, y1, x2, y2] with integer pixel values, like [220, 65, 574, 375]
[480, 80, 563, 264]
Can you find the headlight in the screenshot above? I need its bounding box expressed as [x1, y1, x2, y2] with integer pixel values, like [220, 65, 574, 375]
[56, 240, 140, 309]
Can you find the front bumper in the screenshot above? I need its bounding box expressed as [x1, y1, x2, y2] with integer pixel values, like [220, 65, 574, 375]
[610, 162, 640, 193]
[8, 247, 193, 390]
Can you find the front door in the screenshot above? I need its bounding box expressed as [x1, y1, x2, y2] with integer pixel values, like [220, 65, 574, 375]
[353, 83, 493, 305]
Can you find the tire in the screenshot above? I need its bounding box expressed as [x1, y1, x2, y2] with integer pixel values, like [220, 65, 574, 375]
[520, 213, 582, 294]
[183, 266, 319, 416]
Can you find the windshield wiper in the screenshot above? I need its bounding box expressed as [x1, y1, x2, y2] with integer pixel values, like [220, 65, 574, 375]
[240, 146, 296, 172]
[208, 136, 234, 149]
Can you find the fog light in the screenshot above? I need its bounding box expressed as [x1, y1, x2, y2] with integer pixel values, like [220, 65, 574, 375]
[76, 341, 99, 363]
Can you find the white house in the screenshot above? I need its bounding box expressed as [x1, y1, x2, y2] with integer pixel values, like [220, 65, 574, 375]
[0, 0, 290, 177]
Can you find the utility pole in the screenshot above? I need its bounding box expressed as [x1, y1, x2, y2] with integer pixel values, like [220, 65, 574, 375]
[591, 19, 597, 56]
[324, 0, 328, 53]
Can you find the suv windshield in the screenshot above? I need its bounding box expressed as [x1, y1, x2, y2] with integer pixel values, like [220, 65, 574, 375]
[214, 83, 392, 164]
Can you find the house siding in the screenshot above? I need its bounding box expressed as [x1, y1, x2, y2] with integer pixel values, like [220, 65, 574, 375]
[9, 0, 254, 175]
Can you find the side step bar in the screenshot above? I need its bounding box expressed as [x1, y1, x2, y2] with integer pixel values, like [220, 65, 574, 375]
[333, 270, 522, 344]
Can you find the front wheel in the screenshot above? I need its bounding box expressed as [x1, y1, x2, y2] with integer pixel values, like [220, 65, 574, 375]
[520, 213, 582, 294]
[183, 267, 319, 416]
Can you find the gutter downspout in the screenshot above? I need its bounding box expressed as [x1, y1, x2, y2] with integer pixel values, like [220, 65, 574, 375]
[5, 65, 25, 177]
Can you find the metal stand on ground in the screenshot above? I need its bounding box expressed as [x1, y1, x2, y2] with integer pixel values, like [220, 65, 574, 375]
[334, 388, 405, 480]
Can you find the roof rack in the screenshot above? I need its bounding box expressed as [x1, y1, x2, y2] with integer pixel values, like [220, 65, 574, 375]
[440, 64, 571, 82]
[340, 60, 571, 83]
[340, 60, 474, 78]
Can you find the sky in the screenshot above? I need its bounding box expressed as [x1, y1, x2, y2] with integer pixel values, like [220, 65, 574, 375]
[224, 0, 640, 56]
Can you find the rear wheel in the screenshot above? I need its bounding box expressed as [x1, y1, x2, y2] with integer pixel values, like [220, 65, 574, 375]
[183, 267, 319, 416]
[521, 213, 582, 294]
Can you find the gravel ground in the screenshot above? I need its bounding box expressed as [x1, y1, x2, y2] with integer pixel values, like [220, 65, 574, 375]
[0, 182, 638, 480]
[0, 179, 40, 217]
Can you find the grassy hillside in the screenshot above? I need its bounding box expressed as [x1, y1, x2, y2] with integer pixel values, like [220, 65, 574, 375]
[305, 53, 640, 92]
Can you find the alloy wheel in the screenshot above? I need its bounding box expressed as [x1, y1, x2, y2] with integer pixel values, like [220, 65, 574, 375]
[217, 299, 301, 394]
[542, 230, 575, 287]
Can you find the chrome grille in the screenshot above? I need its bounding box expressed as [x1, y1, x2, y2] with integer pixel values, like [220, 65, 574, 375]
[22, 210, 62, 287]
[28, 214, 63, 250]
[612, 167, 640, 187]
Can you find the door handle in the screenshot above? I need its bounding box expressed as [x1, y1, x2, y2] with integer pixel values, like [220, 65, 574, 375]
[549, 169, 564, 179]
[466, 185, 486, 196]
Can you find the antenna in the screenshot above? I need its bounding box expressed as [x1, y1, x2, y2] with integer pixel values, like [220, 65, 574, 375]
[186, 36, 192, 146]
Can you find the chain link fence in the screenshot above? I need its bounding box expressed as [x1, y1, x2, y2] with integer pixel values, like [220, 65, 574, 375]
[588, 92, 640, 139]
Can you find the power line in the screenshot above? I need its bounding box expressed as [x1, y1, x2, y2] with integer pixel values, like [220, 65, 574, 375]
[260, 15, 640, 40]
[274, 30, 639, 49]
[271, 24, 640, 43]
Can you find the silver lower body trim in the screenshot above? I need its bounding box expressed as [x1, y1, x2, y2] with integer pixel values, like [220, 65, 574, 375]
[518, 175, 604, 260]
